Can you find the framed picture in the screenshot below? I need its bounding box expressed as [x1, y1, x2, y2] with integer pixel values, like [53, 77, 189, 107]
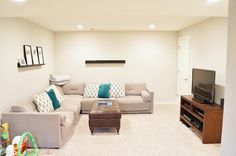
[18, 58, 26, 66]
[23, 45, 33, 65]
[37, 46, 44, 64]
[31, 46, 39, 65]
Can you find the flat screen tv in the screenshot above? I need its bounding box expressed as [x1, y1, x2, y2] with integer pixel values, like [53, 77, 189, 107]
[192, 68, 216, 104]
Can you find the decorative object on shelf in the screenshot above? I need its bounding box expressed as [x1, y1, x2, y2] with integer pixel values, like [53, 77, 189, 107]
[18, 45, 45, 68]
[36, 47, 44, 64]
[31, 46, 39, 65]
[85, 60, 126, 64]
[23, 45, 33, 65]
[18, 58, 26, 66]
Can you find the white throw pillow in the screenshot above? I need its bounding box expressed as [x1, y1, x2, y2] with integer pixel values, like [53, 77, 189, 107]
[84, 82, 100, 98]
[110, 82, 125, 98]
[33, 92, 54, 112]
[45, 85, 64, 103]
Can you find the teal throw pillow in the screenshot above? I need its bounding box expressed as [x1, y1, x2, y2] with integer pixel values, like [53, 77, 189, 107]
[47, 89, 61, 110]
[98, 83, 111, 98]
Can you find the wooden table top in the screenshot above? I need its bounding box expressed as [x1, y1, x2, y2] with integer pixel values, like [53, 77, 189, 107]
[90, 100, 120, 115]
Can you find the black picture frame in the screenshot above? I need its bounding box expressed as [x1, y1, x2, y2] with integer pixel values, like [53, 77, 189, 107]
[23, 45, 33, 65]
[31, 46, 39, 65]
[36, 46, 45, 64]
[18, 58, 26, 66]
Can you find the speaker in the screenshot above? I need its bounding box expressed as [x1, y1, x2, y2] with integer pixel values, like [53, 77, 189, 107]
[220, 98, 224, 108]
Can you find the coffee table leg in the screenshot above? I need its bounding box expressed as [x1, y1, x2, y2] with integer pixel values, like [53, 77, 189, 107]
[116, 127, 120, 135]
[90, 127, 94, 135]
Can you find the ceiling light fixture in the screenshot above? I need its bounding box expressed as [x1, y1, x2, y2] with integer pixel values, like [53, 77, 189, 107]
[148, 24, 156, 29]
[77, 25, 84, 29]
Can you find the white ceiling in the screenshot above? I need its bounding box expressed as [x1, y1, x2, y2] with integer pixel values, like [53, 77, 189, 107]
[0, 0, 228, 31]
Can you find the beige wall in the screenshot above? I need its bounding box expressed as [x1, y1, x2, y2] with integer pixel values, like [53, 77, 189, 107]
[55, 31, 178, 102]
[221, 0, 236, 155]
[179, 17, 228, 104]
[0, 18, 55, 113]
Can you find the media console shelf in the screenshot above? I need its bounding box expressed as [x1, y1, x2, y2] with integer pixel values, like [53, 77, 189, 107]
[180, 95, 223, 144]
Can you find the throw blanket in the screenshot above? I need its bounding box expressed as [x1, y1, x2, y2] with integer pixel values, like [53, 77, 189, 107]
[49, 74, 71, 85]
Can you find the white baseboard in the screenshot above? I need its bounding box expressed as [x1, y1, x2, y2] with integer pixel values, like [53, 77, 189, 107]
[154, 101, 179, 105]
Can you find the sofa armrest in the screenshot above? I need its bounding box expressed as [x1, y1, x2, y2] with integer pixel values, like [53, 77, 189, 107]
[144, 89, 154, 113]
[141, 90, 152, 102]
[1, 112, 62, 148]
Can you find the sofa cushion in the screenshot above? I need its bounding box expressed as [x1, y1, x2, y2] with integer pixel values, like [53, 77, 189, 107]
[125, 83, 146, 95]
[55, 101, 81, 116]
[117, 96, 150, 111]
[81, 98, 100, 111]
[45, 85, 64, 104]
[84, 82, 100, 98]
[63, 95, 83, 101]
[141, 90, 151, 102]
[110, 82, 125, 98]
[47, 89, 61, 110]
[98, 83, 111, 98]
[33, 92, 54, 112]
[63, 83, 85, 95]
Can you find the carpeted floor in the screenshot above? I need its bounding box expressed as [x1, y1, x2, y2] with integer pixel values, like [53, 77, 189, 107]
[39, 104, 220, 156]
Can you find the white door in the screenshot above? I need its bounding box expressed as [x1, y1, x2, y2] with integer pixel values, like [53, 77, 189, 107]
[177, 36, 190, 98]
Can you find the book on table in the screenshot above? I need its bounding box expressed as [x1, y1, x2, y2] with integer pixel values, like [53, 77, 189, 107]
[97, 101, 112, 106]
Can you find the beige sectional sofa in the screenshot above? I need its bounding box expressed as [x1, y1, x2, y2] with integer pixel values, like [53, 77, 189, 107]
[63, 83, 154, 114]
[1, 83, 153, 148]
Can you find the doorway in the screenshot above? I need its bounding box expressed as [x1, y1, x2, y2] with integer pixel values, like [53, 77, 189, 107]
[177, 36, 190, 98]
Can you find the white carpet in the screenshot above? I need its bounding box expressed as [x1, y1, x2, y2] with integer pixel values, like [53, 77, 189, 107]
[39, 104, 220, 156]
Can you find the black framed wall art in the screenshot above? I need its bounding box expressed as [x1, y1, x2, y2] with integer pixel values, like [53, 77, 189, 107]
[36, 46, 44, 64]
[31, 46, 39, 65]
[23, 45, 33, 65]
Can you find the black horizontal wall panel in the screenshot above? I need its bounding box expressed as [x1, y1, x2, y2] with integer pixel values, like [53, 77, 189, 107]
[85, 60, 126, 64]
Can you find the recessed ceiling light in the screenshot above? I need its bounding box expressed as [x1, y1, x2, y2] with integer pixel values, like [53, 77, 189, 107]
[148, 24, 156, 29]
[12, 0, 26, 2]
[77, 25, 84, 29]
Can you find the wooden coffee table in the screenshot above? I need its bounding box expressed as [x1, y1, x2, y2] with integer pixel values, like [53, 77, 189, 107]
[89, 100, 121, 135]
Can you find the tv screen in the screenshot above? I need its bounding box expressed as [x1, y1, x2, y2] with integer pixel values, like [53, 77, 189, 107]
[192, 68, 216, 103]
